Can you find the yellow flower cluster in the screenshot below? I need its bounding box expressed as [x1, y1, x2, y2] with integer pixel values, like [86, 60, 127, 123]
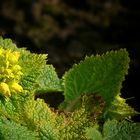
[0, 48, 23, 99]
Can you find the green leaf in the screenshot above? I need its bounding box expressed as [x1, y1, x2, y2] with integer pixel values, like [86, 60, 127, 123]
[19, 50, 47, 92]
[0, 99, 17, 119]
[0, 92, 36, 124]
[60, 49, 130, 110]
[9, 94, 103, 140]
[1, 94, 60, 140]
[85, 125, 102, 140]
[85, 120, 140, 140]
[18, 97, 60, 139]
[103, 120, 140, 140]
[0, 37, 18, 51]
[0, 116, 38, 140]
[20, 95, 104, 140]
[104, 95, 139, 120]
[36, 65, 63, 94]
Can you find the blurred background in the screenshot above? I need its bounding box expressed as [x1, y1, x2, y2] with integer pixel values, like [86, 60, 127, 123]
[0, 0, 140, 121]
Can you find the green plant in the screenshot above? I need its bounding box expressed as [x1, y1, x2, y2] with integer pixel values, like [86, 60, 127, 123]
[0, 37, 139, 140]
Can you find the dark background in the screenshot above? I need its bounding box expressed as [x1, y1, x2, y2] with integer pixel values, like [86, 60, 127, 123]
[0, 0, 140, 121]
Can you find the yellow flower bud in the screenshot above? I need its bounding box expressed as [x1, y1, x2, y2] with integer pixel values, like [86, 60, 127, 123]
[8, 52, 20, 64]
[0, 48, 23, 99]
[0, 82, 11, 97]
[12, 65, 23, 77]
[12, 65, 22, 71]
[10, 82, 23, 93]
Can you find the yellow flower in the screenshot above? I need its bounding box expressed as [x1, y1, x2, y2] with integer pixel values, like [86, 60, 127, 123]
[8, 51, 20, 65]
[12, 65, 22, 71]
[12, 65, 23, 76]
[10, 82, 23, 93]
[0, 48, 23, 100]
[0, 82, 11, 97]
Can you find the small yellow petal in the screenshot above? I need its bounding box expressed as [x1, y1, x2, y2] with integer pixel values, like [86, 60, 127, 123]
[10, 82, 23, 93]
[8, 52, 20, 64]
[0, 82, 11, 97]
[12, 65, 22, 71]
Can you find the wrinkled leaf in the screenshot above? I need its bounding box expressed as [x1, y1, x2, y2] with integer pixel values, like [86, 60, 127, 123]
[36, 65, 63, 94]
[103, 120, 140, 140]
[60, 49, 130, 111]
[86, 125, 102, 140]
[104, 95, 139, 120]
[0, 116, 38, 140]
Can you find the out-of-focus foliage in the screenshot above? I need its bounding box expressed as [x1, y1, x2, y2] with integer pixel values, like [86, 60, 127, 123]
[0, 0, 123, 45]
[0, 0, 140, 75]
[0, 0, 129, 74]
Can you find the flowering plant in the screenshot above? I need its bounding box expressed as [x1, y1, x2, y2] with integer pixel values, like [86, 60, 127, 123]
[0, 37, 139, 140]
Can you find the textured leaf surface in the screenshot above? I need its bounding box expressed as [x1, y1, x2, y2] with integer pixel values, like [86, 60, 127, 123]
[0, 99, 17, 119]
[104, 95, 138, 120]
[103, 120, 140, 140]
[86, 120, 140, 140]
[0, 92, 39, 124]
[0, 95, 59, 140]
[19, 50, 47, 91]
[21, 95, 104, 140]
[0, 117, 38, 140]
[86, 126, 102, 140]
[21, 98, 60, 140]
[36, 65, 63, 93]
[58, 95, 104, 140]
[1, 94, 104, 140]
[61, 49, 130, 110]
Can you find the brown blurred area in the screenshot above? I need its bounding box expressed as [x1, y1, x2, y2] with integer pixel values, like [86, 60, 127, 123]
[0, 0, 140, 121]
